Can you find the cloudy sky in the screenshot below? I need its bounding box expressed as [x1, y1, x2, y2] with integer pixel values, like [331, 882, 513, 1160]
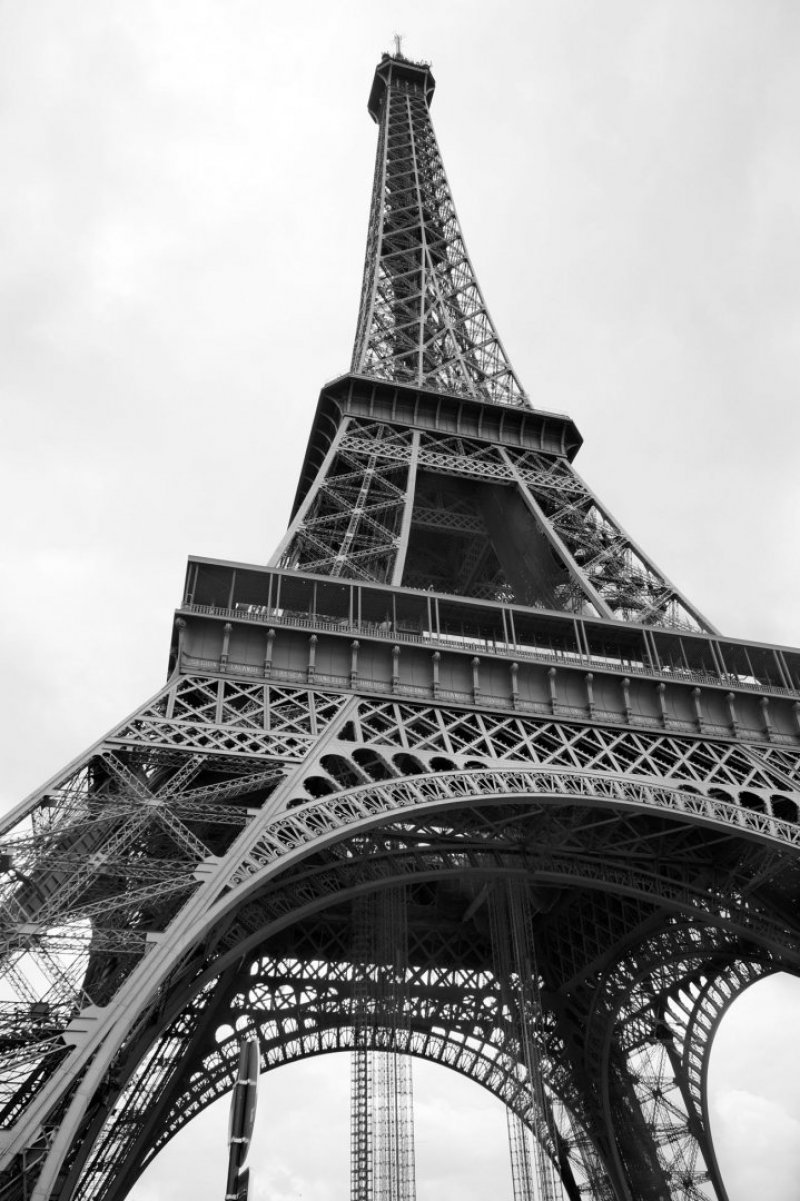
[2, 1, 800, 1198]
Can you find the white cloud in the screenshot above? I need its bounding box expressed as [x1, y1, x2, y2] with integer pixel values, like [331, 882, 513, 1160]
[711, 1090, 800, 1201]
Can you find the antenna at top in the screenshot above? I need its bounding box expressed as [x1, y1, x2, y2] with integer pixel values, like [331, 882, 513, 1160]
[393, 32, 404, 58]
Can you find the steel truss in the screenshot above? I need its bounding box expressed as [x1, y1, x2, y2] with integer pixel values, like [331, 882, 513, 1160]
[352, 56, 526, 405]
[276, 418, 711, 630]
[0, 674, 796, 1198]
[351, 885, 416, 1201]
[1, 46, 798, 1201]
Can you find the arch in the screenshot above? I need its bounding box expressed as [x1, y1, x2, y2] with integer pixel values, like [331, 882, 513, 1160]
[70, 792, 795, 1201]
[393, 752, 426, 775]
[77, 870, 613, 1200]
[319, 754, 367, 789]
[740, 789, 767, 813]
[300, 775, 336, 799]
[771, 793, 799, 823]
[17, 766, 800, 1200]
[584, 927, 776, 1199]
[351, 747, 395, 781]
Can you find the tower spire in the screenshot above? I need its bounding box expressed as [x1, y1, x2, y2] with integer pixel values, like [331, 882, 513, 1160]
[352, 53, 528, 406]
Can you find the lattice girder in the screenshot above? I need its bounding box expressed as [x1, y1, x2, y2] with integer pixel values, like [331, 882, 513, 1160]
[1, 667, 799, 1199]
[0, 678, 352, 1139]
[47, 791, 789, 1201]
[565, 923, 776, 1201]
[276, 411, 714, 630]
[352, 56, 527, 406]
[59, 872, 607, 1198]
[1, 682, 797, 1196]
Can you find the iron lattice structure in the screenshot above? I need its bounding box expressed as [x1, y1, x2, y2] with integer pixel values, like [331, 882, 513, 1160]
[350, 885, 416, 1201]
[1, 49, 799, 1201]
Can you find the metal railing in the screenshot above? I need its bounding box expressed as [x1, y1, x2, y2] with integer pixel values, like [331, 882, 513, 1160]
[180, 603, 799, 701]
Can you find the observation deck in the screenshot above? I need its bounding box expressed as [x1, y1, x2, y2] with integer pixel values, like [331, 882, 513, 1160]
[368, 53, 436, 121]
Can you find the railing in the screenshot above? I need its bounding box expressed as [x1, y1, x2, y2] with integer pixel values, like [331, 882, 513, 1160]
[180, 603, 800, 701]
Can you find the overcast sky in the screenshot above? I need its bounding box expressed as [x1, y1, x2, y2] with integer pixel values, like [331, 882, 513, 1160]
[2, 2, 800, 1199]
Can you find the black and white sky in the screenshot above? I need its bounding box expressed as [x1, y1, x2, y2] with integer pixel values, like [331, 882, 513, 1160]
[1, 2, 800, 1199]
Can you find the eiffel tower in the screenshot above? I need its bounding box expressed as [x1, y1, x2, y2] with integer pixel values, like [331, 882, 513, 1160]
[2, 46, 799, 1201]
